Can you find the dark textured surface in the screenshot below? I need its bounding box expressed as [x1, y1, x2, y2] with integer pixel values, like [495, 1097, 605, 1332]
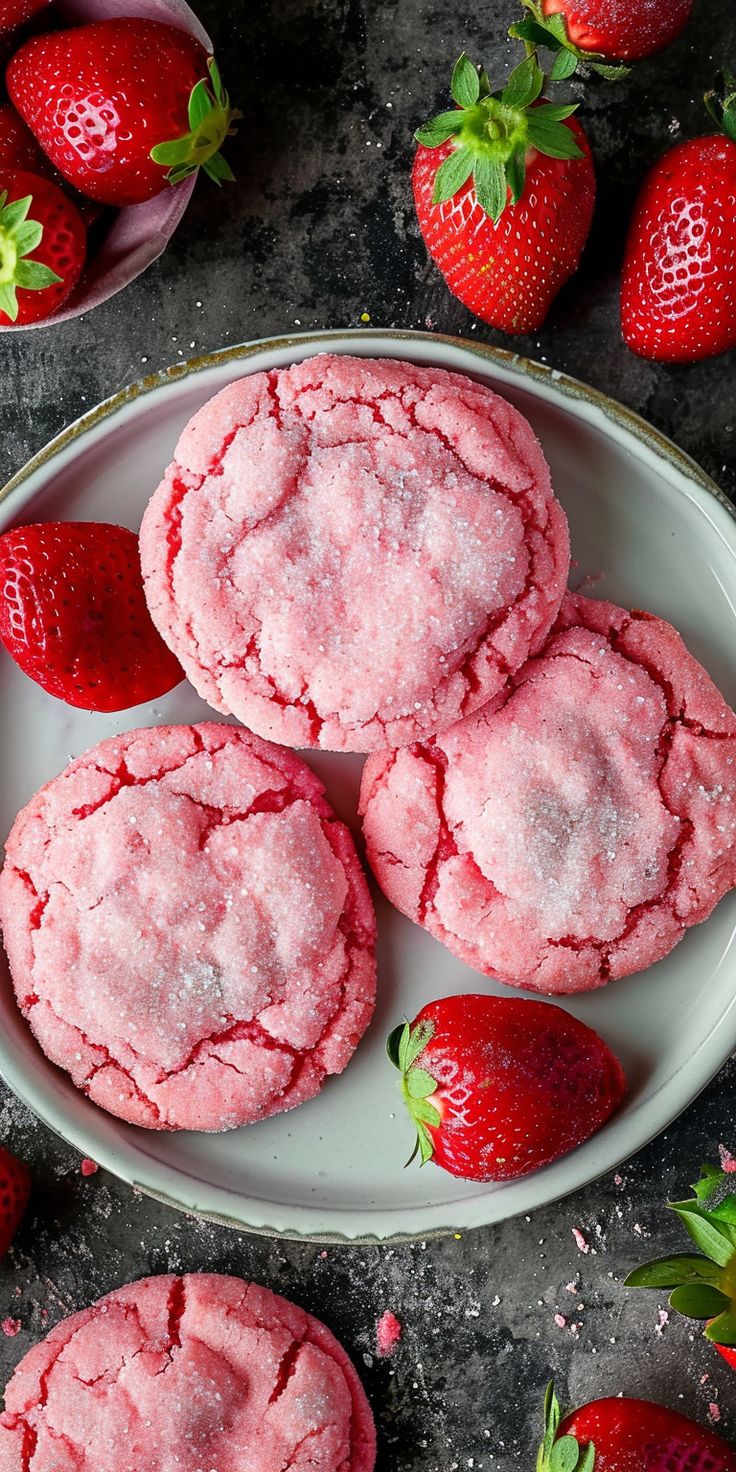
[1, 0, 736, 1467]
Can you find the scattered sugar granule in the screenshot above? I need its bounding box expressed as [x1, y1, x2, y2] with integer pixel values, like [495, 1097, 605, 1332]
[719, 1144, 736, 1173]
[554, 1314, 567, 1329]
[80, 1159, 99, 1177]
[655, 1309, 669, 1337]
[1, 1318, 20, 1337]
[709, 1402, 721, 1423]
[572, 1228, 590, 1254]
[376, 1310, 402, 1358]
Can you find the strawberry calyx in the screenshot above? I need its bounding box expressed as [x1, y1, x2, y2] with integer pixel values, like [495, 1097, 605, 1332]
[537, 1382, 595, 1472]
[624, 1163, 736, 1345]
[704, 69, 736, 143]
[509, 1, 629, 80]
[150, 56, 238, 186]
[415, 52, 584, 223]
[0, 190, 62, 323]
[386, 1018, 440, 1166]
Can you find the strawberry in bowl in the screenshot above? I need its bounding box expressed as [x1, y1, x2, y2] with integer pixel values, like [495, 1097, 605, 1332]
[387, 994, 625, 1180]
[412, 52, 595, 333]
[0, 0, 236, 328]
[0, 171, 86, 324]
[539, 1381, 736, 1471]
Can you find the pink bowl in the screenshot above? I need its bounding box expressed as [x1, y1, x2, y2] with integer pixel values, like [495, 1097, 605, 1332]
[0, 0, 213, 331]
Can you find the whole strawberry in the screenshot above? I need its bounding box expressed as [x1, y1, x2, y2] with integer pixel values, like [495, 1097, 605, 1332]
[387, 995, 625, 1181]
[0, 1145, 30, 1259]
[621, 73, 736, 363]
[0, 103, 46, 172]
[510, 0, 693, 72]
[413, 53, 595, 333]
[0, 522, 184, 710]
[539, 1381, 736, 1471]
[0, 0, 49, 35]
[7, 18, 236, 206]
[0, 172, 86, 326]
[626, 1160, 736, 1373]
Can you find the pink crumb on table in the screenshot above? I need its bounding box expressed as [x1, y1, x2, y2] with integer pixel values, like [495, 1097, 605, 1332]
[710, 1403, 721, 1423]
[376, 1310, 402, 1357]
[1, 1319, 20, 1337]
[554, 1314, 567, 1329]
[655, 1309, 669, 1336]
[572, 1228, 590, 1254]
[80, 1159, 99, 1177]
[719, 1144, 736, 1172]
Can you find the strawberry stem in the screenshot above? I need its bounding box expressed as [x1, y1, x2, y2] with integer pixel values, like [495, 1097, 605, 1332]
[0, 191, 62, 324]
[415, 52, 584, 223]
[704, 68, 736, 143]
[150, 55, 238, 187]
[387, 1019, 440, 1166]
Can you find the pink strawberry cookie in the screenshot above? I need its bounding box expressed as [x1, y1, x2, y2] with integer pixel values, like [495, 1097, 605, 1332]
[0, 723, 376, 1130]
[0, 1273, 377, 1472]
[140, 354, 570, 752]
[360, 591, 736, 994]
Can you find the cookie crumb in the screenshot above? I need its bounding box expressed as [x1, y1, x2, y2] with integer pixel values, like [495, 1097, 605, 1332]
[376, 1310, 402, 1357]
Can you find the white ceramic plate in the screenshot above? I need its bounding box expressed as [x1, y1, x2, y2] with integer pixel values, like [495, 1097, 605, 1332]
[1, 329, 735, 1243]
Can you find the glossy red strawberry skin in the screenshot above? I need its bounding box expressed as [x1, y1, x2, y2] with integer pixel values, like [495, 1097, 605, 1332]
[0, 1145, 30, 1259]
[561, 1398, 736, 1471]
[541, 0, 693, 60]
[7, 18, 209, 206]
[0, 522, 184, 710]
[0, 102, 46, 171]
[621, 136, 736, 363]
[412, 115, 595, 333]
[715, 1342, 736, 1372]
[0, 0, 49, 34]
[0, 172, 86, 326]
[412, 994, 625, 1182]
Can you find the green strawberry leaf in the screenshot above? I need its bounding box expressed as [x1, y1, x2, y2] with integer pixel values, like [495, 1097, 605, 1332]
[625, 1254, 723, 1289]
[693, 1164, 726, 1203]
[505, 148, 526, 204]
[451, 53, 480, 109]
[430, 141, 474, 203]
[531, 102, 579, 122]
[705, 1310, 736, 1346]
[411, 1097, 441, 1127]
[202, 151, 236, 184]
[550, 1439, 581, 1472]
[188, 78, 212, 131]
[669, 1283, 730, 1320]
[525, 116, 583, 159]
[386, 1023, 405, 1069]
[473, 154, 507, 222]
[0, 283, 18, 322]
[13, 220, 43, 256]
[501, 54, 544, 110]
[0, 195, 31, 232]
[578, 1448, 595, 1472]
[669, 1202, 736, 1266]
[151, 135, 197, 166]
[550, 47, 579, 80]
[509, 17, 563, 52]
[414, 110, 463, 148]
[398, 1019, 434, 1072]
[405, 1067, 438, 1099]
[14, 260, 61, 289]
[588, 61, 630, 78]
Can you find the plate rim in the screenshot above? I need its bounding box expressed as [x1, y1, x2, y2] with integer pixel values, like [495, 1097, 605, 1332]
[2, 326, 735, 1245]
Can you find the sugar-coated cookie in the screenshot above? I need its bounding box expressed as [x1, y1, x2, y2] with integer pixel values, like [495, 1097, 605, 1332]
[0, 723, 376, 1129]
[0, 1273, 376, 1471]
[140, 354, 570, 752]
[360, 592, 736, 993]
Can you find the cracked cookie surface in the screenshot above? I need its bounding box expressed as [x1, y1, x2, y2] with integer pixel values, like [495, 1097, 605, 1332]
[140, 354, 570, 752]
[360, 592, 736, 994]
[0, 1272, 377, 1471]
[0, 723, 376, 1130]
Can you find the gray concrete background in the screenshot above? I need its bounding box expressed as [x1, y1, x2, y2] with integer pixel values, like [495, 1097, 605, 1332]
[1, 0, 736, 1466]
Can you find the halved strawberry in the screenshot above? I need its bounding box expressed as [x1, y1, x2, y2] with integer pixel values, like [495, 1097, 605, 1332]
[0, 522, 184, 710]
[387, 994, 625, 1182]
[0, 171, 86, 326]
